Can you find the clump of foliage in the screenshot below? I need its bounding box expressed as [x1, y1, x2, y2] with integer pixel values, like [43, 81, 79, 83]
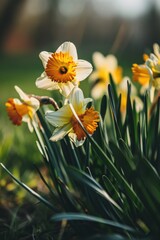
[1, 42, 160, 240]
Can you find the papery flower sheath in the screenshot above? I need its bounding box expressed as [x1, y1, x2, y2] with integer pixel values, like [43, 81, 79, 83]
[89, 52, 122, 99]
[36, 42, 93, 97]
[5, 86, 40, 132]
[45, 87, 99, 146]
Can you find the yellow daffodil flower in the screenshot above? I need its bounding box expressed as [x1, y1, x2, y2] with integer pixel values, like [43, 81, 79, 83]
[89, 52, 122, 99]
[132, 52, 155, 100]
[134, 43, 160, 90]
[45, 87, 99, 146]
[5, 86, 40, 132]
[132, 64, 150, 86]
[146, 44, 160, 90]
[36, 42, 93, 97]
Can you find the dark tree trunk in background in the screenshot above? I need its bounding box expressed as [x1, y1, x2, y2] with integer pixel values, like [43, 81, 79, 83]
[0, 0, 26, 51]
[147, 4, 160, 47]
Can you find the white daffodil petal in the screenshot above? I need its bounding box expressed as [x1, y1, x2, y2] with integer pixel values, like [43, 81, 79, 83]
[82, 98, 93, 108]
[50, 123, 72, 142]
[149, 53, 158, 63]
[59, 81, 75, 97]
[15, 86, 30, 102]
[14, 98, 22, 105]
[133, 96, 143, 113]
[105, 55, 118, 71]
[153, 43, 160, 60]
[36, 72, 59, 90]
[29, 97, 40, 110]
[56, 42, 78, 61]
[39, 51, 52, 68]
[22, 115, 30, 123]
[91, 82, 106, 99]
[27, 120, 34, 132]
[15, 86, 40, 109]
[93, 52, 106, 69]
[89, 71, 99, 82]
[45, 104, 72, 127]
[119, 77, 130, 91]
[69, 87, 84, 109]
[22, 116, 33, 132]
[76, 60, 93, 81]
[149, 86, 155, 102]
[68, 132, 85, 147]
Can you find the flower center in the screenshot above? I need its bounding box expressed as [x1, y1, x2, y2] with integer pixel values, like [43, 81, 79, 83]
[71, 107, 99, 141]
[45, 52, 77, 83]
[5, 98, 32, 125]
[59, 66, 68, 74]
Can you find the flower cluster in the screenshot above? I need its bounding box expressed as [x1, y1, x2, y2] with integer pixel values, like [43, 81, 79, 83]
[131, 43, 160, 101]
[6, 41, 160, 145]
[3, 41, 160, 239]
[89, 51, 143, 114]
[6, 42, 99, 146]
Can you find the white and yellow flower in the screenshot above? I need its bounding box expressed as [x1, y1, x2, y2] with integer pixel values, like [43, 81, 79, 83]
[36, 42, 93, 97]
[133, 43, 160, 91]
[45, 87, 99, 146]
[89, 52, 122, 99]
[5, 86, 40, 132]
[132, 63, 150, 87]
[146, 50, 160, 90]
[131, 53, 155, 101]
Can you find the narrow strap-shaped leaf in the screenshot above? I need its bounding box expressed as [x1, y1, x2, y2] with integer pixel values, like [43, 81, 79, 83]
[67, 166, 122, 212]
[108, 84, 121, 139]
[0, 163, 56, 212]
[100, 94, 107, 121]
[51, 213, 134, 232]
[68, 103, 142, 208]
[125, 82, 137, 153]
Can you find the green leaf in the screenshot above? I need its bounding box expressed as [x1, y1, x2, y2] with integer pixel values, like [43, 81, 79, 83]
[51, 213, 134, 232]
[89, 136, 141, 208]
[67, 166, 122, 211]
[124, 82, 137, 153]
[100, 94, 107, 121]
[108, 84, 121, 139]
[0, 163, 56, 212]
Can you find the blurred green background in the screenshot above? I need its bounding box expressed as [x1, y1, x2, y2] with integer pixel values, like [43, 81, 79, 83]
[1, 0, 160, 198]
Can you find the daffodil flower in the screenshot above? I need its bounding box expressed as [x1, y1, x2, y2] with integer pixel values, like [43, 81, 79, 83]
[89, 52, 122, 99]
[146, 53, 160, 90]
[5, 86, 40, 132]
[132, 64, 150, 87]
[132, 53, 155, 100]
[45, 87, 99, 146]
[134, 43, 160, 90]
[36, 42, 93, 97]
[132, 53, 150, 88]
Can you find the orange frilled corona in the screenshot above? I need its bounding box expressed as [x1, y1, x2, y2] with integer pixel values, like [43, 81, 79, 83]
[132, 64, 150, 86]
[45, 52, 77, 83]
[71, 107, 100, 141]
[6, 98, 32, 126]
